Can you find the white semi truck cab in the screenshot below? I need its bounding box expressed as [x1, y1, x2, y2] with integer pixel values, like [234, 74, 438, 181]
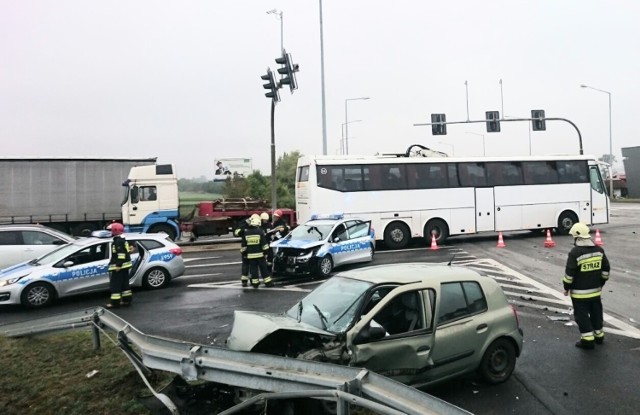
[122, 164, 181, 240]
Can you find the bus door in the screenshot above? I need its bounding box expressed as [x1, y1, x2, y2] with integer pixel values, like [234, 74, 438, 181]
[589, 165, 609, 225]
[475, 188, 495, 232]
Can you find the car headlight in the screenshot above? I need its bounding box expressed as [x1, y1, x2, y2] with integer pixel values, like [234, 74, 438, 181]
[297, 251, 314, 263]
[0, 275, 27, 287]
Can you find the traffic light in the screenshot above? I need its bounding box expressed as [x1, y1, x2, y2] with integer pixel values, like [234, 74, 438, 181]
[531, 109, 546, 131]
[485, 111, 501, 133]
[275, 50, 299, 92]
[261, 68, 280, 102]
[431, 113, 447, 135]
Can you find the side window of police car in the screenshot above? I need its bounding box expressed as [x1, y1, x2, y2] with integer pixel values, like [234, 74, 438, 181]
[332, 224, 347, 242]
[63, 243, 109, 266]
[346, 221, 369, 239]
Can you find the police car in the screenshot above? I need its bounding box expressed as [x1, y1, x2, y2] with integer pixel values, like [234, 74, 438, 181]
[0, 231, 185, 308]
[271, 214, 374, 277]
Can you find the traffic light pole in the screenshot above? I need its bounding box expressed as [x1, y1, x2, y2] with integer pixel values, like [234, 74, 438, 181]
[414, 117, 584, 155]
[270, 99, 277, 212]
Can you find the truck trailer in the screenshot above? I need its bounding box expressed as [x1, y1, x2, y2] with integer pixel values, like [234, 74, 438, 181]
[0, 158, 157, 236]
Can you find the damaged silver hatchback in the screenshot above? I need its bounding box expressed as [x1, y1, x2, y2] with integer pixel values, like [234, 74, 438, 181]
[227, 263, 524, 387]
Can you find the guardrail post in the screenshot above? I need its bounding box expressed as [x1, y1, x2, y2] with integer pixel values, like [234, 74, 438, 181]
[92, 314, 101, 351]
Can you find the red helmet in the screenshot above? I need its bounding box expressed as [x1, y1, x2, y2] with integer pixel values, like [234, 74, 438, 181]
[274, 209, 283, 217]
[109, 223, 125, 236]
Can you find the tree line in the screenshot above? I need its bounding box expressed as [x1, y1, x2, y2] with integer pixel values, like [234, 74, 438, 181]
[177, 151, 301, 209]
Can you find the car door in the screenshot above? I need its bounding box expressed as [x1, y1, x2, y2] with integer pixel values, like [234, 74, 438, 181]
[54, 242, 111, 297]
[0, 230, 25, 269]
[347, 286, 436, 386]
[126, 240, 149, 285]
[345, 220, 373, 264]
[427, 281, 491, 381]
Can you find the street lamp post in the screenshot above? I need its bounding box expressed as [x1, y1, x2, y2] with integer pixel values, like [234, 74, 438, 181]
[466, 132, 486, 156]
[319, 0, 328, 155]
[344, 97, 369, 155]
[266, 9, 283, 53]
[341, 120, 361, 155]
[581, 84, 613, 198]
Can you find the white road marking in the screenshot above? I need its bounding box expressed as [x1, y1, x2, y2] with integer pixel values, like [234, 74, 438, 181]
[179, 273, 222, 279]
[183, 257, 221, 263]
[189, 282, 311, 292]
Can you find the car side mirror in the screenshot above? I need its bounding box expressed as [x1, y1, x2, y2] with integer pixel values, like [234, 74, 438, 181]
[62, 261, 74, 268]
[333, 237, 340, 242]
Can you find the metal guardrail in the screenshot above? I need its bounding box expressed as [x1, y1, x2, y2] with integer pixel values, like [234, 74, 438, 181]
[0, 307, 471, 415]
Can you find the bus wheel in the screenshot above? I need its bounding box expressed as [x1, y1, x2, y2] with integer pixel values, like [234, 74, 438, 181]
[424, 219, 449, 245]
[384, 222, 410, 249]
[557, 211, 578, 235]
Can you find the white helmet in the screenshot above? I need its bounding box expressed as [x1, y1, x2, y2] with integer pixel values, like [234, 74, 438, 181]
[569, 223, 590, 239]
[260, 212, 269, 221]
[249, 214, 261, 227]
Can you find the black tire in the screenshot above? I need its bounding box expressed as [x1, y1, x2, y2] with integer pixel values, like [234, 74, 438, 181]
[557, 211, 578, 235]
[478, 338, 517, 384]
[149, 223, 177, 241]
[383, 221, 411, 249]
[72, 222, 98, 237]
[424, 219, 449, 245]
[315, 255, 333, 278]
[142, 267, 170, 289]
[20, 282, 55, 308]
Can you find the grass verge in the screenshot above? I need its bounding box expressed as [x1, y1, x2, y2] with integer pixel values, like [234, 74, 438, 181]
[0, 329, 173, 415]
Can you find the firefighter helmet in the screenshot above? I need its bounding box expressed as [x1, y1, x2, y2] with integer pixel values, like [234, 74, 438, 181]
[569, 223, 590, 239]
[260, 212, 269, 221]
[109, 223, 125, 236]
[249, 214, 261, 227]
[274, 209, 283, 217]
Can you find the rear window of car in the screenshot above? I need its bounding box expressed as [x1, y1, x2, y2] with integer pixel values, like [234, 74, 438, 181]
[437, 281, 487, 325]
[136, 240, 165, 250]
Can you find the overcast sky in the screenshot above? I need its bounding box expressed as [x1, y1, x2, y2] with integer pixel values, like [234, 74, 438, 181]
[2, 1, 638, 178]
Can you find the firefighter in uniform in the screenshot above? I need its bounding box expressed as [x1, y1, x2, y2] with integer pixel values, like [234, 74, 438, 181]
[271, 209, 290, 242]
[107, 223, 133, 308]
[260, 212, 274, 266]
[563, 223, 610, 349]
[234, 217, 251, 287]
[241, 214, 273, 288]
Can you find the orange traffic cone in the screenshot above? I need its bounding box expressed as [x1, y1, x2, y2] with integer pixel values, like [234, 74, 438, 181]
[594, 229, 604, 246]
[544, 229, 556, 248]
[497, 232, 506, 248]
[430, 233, 439, 250]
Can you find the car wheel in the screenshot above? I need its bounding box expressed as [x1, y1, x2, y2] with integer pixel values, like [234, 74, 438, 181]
[424, 218, 449, 245]
[21, 282, 55, 308]
[557, 211, 578, 235]
[143, 267, 170, 289]
[478, 338, 517, 384]
[315, 256, 333, 278]
[149, 224, 177, 241]
[383, 221, 410, 249]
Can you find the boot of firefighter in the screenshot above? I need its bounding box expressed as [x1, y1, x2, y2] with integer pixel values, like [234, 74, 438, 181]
[107, 293, 121, 309]
[121, 290, 133, 307]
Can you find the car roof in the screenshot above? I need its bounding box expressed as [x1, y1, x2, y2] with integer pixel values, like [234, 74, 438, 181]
[68, 232, 172, 246]
[0, 224, 75, 239]
[337, 263, 485, 285]
[305, 217, 367, 226]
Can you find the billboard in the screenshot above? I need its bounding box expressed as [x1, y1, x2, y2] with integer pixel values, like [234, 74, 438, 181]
[214, 157, 253, 182]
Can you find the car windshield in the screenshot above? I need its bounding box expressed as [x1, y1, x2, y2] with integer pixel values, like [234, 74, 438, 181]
[286, 222, 334, 242]
[286, 276, 373, 333]
[29, 242, 93, 265]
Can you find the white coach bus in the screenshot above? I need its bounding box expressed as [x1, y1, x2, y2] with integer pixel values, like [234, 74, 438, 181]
[295, 147, 609, 248]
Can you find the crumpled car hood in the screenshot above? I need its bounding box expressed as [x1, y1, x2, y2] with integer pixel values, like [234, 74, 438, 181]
[226, 310, 335, 351]
[271, 238, 325, 250]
